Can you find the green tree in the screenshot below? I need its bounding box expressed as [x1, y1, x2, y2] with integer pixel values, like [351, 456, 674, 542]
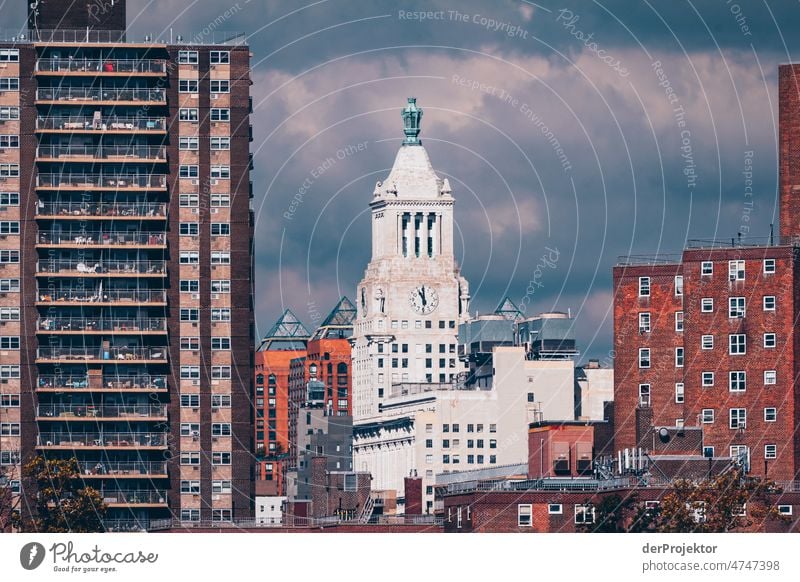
[579, 493, 638, 532]
[0, 466, 19, 532]
[15, 456, 107, 533]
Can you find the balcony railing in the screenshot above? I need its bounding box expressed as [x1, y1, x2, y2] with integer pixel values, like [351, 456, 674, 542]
[37, 374, 168, 390]
[37, 231, 166, 246]
[100, 490, 169, 505]
[37, 403, 167, 418]
[37, 116, 167, 132]
[36, 58, 167, 74]
[36, 87, 166, 103]
[36, 346, 168, 362]
[37, 289, 167, 304]
[36, 202, 167, 218]
[102, 520, 150, 532]
[36, 259, 166, 275]
[37, 317, 167, 332]
[81, 461, 168, 477]
[37, 173, 167, 189]
[37, 432, 168, 447]
[148, 514, 443, 531]
[37, 145, 167, 161]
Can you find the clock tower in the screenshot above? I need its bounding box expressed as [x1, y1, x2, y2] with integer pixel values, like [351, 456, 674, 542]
[352, 98, 470, 424]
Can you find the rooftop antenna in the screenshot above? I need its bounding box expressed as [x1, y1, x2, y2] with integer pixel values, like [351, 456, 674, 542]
[770, 223, 774, 246]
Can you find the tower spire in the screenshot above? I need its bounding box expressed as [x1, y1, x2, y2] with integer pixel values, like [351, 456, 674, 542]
[401, 97, 423, 146]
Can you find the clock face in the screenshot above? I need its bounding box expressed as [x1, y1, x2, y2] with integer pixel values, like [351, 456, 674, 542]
[409, 285, 439, 314]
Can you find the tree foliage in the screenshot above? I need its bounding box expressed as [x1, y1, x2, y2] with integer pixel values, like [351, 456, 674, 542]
[15, 456, 107, 533]
[0, 466, 18, 532]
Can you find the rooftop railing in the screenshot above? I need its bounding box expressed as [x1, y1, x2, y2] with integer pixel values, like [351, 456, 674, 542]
[3, 28, 246, 45]
[148, 514, 442, 531]
[37, 116, 167, 132]
[615, 254, 683, 267]
[36, 58, 167, 74]
[36, 87, 166, 103]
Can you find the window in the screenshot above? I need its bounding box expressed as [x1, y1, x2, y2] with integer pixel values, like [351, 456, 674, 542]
[178, 50, 199, 64]
[180, 337, 199, 351]
[0, 135, 19, 148]
[548, 503, 563, 515]
[0, 221, 19, 235]
[765, 444, 777, 460]
[0, 450, 20, 465]
[211, 223, 230, 236]
[211, 308, 231, 321]
[180, 194, 199, 207]
[0, 307, 20, 320]
[0, 78, 19, 91]
[763, 296, 776, 311]
[0, 279, 19, 292]
[211, 337, 231, 350]
[729, 408, 746, 429]
[442, 454, 450, 464]
[180, 394, 200, 408]
[763, 259, 776, 274]
[210, 51, 230, 64]
[702, 372, 714, 387]
[0, 423, 20, 436]
[211, 194, 230, 207]
[638, 348, 650, 368]
[703, 446, 715, 458]
[0, 192, 19, 206]
[212, 423, 232, 437]
[179, 79, 199, 93]
[211, 165, 230, 179]
[675, 383, 684, 404]
[575, 504, 595, 525]
[179, 108, 199, 121]
[764, 333, 776, 349]
[180, 280, 200, 293]
[701, 409, 714, 423]
[211, 394, 232, 408]
[764, 370, 776, 385]
[638, 384, 650, 406]
[180, 366, 200, 380]
[0, 108, 19, 120]
[675, 311, 684, 332]
[212, 452, 231, 465]
[212, 509, 232, 522]
[701, 297, 714, 312]
[179, 136, 199, 150]
[729, 260, 745, 280]
[180, 509, 200, 522]
[180, 423, 200, 436]
[212, 366, 232, 379]
[701, 261, 713, 275]
[180, 308, 199, 322]
[675, 347, 684, 368]
[674, 275, 683, 296]
[638, 312, 650, 333]
[212, 480, 232, 494]
[211, 251, 231, 264]
[0, 365, 20, 378]
[638, 277, 650, 297]
[701, 335, 714, 350]
[729, 371, 746, 392]
[0, 250, 20, 263]
[180, 480, 201, 494]
[0, 49, 19, 62]
[0, 336, 19, 350]
[180, 452, 200, 465]
[179, 165, 199, 178]
[211, 108, 230, 122]
[778, 505, 793, 516]
[764, 408, 777, 422]
[0, 394, 19, 407]
[729, 297, 745, 318]
[729, 334, 746, 355]
[180, 222, 200, 236]
[211, 80, 230, 93]
[517, 504, 532, 527]
[211, 137, 230, 150]
[452, 424, 460, 433]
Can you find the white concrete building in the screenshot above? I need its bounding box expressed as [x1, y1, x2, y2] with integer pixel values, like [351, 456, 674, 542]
[574, 360, 614, 421]
[255, 496, 286, 525]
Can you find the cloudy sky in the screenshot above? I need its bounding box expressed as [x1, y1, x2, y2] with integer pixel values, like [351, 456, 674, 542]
[6, 0, 799, 360]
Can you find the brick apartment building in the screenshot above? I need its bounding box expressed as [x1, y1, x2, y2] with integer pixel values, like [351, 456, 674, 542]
[0, 0, 254, 529]
[613, 65, 800, 483]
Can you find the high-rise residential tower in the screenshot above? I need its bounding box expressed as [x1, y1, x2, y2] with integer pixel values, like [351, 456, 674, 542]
[0, 0, 254, 529]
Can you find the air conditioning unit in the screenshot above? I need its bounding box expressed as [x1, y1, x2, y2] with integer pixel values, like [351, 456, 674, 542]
[211, 294, 219, 299]
[211, 407, 219, 412]
[730, 275, 736, 281]
[191, 179, 199, 185]
[211, 208, 218, 214]
[191, 380, 199, 386]
[191, 208, 198, 214]
[191, 293, 199, 299]
[192, 322, 198, 328]
[212, 437, 218, 442]
[211, 180, 218, 186]
[192, 407, 199, 412]
[212, 94, 219, 100]
[191, 430, 200, 437]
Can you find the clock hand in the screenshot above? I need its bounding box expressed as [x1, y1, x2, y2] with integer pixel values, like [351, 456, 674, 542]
[421, 286, 426, 305]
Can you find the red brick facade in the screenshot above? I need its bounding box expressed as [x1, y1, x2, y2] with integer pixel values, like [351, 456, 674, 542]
[780, 64, 800, 239]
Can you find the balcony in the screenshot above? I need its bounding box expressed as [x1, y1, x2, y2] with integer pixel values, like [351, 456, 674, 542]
[36, 259, 166, 277]
[37, 288, 167, 305]
[100, 490, 169, 507]
[36, 346, 168, 364]
[36, 116, 167, 133]
[80, 461, 168, 479]
[37, 173, 167, 191]
[37, 403, 168, 420]
[36, 201, 167, 220]
[37, 145, 167, 163]
[35, 58, 167, 76]
[36, 230, 166, 248]
[36, 432, 168, 449]
[37, 317, 167, 334]
[35, 87, 166, 105]
[37, 374, 168, 392]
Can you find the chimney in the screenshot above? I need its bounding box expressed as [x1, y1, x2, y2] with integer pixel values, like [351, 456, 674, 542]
[403, 474, 423, 515]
